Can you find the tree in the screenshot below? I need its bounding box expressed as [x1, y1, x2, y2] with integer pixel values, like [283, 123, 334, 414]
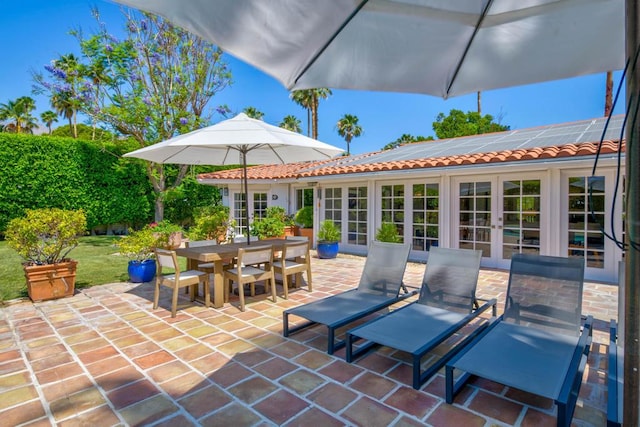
[382, 133, 431, 150]
[290, 90, 313, 136]
[336, 114, 363, 155]
[279, 115, 301, 133]
[432, 109, 509, 139]
[45, 9, 232, 221]
[33, 53, 84, 138]
[243, 106, 264, 120]
[605, 71, 613, 116]
[0, 97, 38, 134]
[40, 111, 58, 134]
[291, 88, 332, 139]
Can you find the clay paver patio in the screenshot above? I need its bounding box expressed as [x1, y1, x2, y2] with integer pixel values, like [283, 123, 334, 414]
[0, 253, 616, 426]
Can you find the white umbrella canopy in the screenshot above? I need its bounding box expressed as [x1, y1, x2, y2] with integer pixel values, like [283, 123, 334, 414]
[124, 113, 343, 243]
[123, 112, 344, 165]
[113, 0, 625, 98]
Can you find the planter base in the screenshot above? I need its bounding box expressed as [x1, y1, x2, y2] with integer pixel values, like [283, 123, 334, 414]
[24, 260, 77, 302]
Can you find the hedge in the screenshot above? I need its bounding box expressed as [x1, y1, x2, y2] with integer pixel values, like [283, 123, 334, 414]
[0, 133, 153, 233]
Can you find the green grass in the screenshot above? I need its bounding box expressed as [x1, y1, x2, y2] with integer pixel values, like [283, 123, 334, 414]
[0, 236, 131, 302]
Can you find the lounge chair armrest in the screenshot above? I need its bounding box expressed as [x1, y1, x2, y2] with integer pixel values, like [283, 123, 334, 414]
[474, 297, 498, 317]
[557, 314, 593, 409]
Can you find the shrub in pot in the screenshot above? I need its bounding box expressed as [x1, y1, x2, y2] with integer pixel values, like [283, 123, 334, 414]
[375, 222, 402, 243]
[250, 206, 289, 239]
[189, 205, 234, 243]
[294, 206, 314, 242]
[117, 227, 157, 283]
[316, 220, 340, 259]
[149, 220, 184, 249]
[5, 208, 86, 301]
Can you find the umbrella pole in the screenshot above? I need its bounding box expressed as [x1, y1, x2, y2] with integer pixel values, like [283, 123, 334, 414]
[624, 0, 640, 424]
[242, 150, 251, 245]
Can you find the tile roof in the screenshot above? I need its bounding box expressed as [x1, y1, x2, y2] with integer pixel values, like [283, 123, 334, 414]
[198, 116, 625, 182]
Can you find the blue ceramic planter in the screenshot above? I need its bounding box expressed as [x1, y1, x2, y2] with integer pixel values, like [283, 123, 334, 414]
[317, 241, 339, 259]
[128, 259, 156, 283]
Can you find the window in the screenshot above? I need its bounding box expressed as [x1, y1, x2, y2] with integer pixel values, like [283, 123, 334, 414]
[568, 176, 605, 268]
[348, 186, 367, 245]
[380, 184, 405, 243]
[324, 187, 342, 231]
[253, 193, 267, 219]
[412, 183, 439, 251]
[296, 188, 314, 210]
[233, 192, 247, 236]
[502, 179, 541, 258]
[459, 181, 491, 257]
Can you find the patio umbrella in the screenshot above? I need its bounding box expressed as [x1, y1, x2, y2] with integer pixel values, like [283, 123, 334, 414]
[112, 0, 625, 98]
[114, 0, 638, 421]
[123, 113, 343, 244]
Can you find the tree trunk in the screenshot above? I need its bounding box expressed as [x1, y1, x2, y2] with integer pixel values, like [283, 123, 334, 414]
[154, 197, 164, 222]
[477, 91, 482, 115]
[604, 70, 613, 116]
[312, 97, 319, 140]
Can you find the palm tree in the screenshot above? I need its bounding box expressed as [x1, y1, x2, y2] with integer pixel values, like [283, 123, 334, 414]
[336, 114, 363, 155]
[290, 90, 313, 136]
[0, 97, 38, 134]
[49, 54, 82, 138]
[41, 111, 59, 134]
[279, 115, 302, 133]
[310, 88, 332, 140]
[243, 106, 264, 120]
[290, 88, 332, 140]
[604, 71, 613, 116]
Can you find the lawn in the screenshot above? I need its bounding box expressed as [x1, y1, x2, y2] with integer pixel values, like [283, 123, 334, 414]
[0, 236, 131, 302]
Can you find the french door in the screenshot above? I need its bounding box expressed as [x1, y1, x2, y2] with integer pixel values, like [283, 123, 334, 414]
[453, 175, 543, 269]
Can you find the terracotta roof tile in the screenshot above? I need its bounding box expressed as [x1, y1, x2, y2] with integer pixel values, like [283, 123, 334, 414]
[197, 140, 625, 183]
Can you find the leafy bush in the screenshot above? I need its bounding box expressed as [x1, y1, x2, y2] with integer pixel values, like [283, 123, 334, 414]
[5, 208, 87, 265]
[317, 220, 340, 242]
[117, 227, 157, 262]
[188, 205, 233, 243]
[0, 133, 152, 233]
[375, 222, 401, 243]
[294, 206, 313, 228]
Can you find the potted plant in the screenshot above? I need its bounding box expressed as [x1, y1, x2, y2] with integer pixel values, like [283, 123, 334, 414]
[5, 208, 86, 301]
[375, 222, 401, 243]
[294, 206, 314, 242]
[250, 206, 288, 239]
[149, 220, 184, 249]
[118, 227, 157, 283]
[189, 205, 234, 243]
[316, 220, 341, 259]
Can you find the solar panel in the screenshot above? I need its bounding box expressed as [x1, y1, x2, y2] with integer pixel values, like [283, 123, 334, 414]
[339, 115, 623, 167]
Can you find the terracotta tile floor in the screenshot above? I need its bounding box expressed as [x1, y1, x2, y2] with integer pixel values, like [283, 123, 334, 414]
[0, 254, 616, 426]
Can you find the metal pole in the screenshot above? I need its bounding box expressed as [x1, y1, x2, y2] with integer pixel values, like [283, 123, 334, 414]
[242, 150, 251, 245]
[624, 1, 640, 424]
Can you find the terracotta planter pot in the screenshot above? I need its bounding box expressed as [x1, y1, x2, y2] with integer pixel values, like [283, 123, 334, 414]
[153, 231, 183, 250]
[23, 260, 77, 301]
[296, 227, 314, 246]
[284, 225, 299, 237]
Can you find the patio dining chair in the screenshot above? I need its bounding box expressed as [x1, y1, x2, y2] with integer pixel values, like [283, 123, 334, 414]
[184, 239, 234, 295]
[223, 244, 277, 311]
[154, 248, 209, 318]
[446, 253, 593, 427]
[283, 240, 414, 354]
[272, 239, 312, 299]
[345, 247, 496, 389]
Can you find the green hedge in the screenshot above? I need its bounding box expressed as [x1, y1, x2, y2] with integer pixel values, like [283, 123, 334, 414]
[0, 133, 153, 233]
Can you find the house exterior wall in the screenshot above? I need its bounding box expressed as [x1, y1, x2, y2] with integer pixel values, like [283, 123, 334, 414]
[214, 156, 624, 283]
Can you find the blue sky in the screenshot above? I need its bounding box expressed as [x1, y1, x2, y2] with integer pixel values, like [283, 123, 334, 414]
[2, 0, 625, 155]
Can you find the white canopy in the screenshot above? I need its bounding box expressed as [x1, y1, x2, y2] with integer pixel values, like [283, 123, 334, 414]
[113, 0, 625, 99]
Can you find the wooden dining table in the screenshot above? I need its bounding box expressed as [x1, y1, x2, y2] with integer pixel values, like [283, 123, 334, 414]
[175, 239, 287, 308]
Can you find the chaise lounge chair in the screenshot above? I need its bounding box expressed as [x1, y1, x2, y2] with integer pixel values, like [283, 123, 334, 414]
[345, 247, 496, 389]
[283, 240, 413, 354]
[446, 253, 593, 427]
